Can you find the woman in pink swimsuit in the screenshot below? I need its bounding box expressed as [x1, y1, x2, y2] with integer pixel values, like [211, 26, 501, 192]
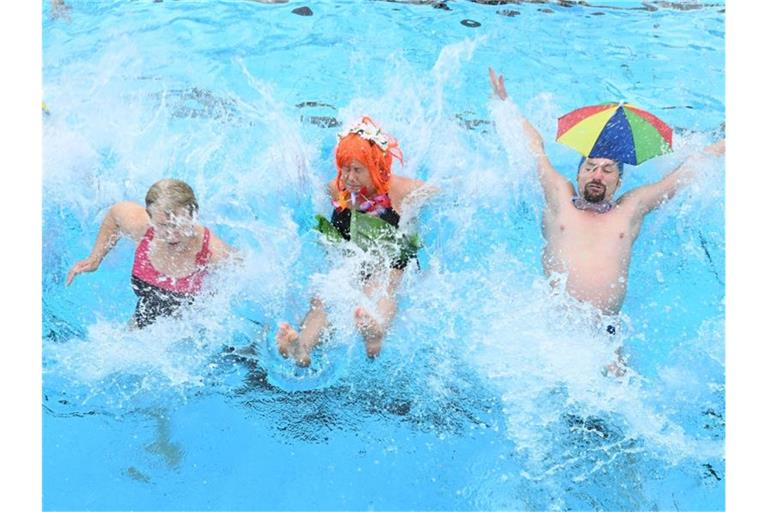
[67, 179, 233, 328]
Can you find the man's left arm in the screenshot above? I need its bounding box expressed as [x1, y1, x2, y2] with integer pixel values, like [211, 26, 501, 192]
[622, 139, 725, 217]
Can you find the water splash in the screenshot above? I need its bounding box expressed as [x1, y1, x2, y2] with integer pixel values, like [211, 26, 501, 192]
[43, 11, 723, 509]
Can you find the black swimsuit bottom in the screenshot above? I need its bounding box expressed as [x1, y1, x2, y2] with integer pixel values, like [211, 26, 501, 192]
[130, 275, 194, 328]
[330, 207, 417, 270]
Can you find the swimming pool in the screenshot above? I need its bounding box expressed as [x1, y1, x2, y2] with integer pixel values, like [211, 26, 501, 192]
[42, 0, 725, 510]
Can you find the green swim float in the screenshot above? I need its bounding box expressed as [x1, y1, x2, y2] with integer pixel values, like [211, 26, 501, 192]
[315, 209, 420, 269]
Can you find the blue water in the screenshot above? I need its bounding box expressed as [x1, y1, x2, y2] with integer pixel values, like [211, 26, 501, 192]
[43, 1, 725, 510]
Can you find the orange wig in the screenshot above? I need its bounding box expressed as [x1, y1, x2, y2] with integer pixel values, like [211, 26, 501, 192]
[334, 116, 403, 209]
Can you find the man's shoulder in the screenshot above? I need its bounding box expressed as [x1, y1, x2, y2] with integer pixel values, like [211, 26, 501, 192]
[615, 188, 645, 210]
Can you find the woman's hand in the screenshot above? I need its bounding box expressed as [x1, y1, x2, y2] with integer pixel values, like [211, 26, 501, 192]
[66, 256, 101, 286]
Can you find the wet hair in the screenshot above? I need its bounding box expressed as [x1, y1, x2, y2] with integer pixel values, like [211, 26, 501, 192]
[334, 117, 403, 208]
[145, 178, 199, 217]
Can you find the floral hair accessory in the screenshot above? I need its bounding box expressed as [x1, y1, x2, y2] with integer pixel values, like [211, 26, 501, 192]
[337, 118, 391, 152]
[333, 116, 403, 210]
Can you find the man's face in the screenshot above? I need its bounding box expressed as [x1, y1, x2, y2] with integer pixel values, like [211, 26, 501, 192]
[577, 158, 621, 203]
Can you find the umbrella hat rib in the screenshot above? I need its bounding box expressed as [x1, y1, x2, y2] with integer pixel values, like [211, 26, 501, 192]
[624, 105, 673, 147]
[625, 109, 672, 164]
[590, 106, 638, 164]
[556, 103, 615, 139]
[557, 106, 618, 157]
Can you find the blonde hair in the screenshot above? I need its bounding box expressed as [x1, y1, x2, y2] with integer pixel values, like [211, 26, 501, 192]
[145, 179, 199, 216]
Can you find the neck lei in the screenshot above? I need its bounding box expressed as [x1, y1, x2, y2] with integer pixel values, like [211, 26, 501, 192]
[572, 195, 615, 214]
[333, 187, 391, 215]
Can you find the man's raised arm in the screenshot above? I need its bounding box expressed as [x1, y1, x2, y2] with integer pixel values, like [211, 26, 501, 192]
[622, 139, 725, 217]
[489, 67, 574, 209]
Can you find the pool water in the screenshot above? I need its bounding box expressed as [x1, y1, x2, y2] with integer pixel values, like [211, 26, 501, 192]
[43, 1, 725, 510]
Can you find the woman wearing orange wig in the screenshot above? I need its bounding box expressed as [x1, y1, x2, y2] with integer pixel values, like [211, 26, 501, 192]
[276, 117, 434, 367]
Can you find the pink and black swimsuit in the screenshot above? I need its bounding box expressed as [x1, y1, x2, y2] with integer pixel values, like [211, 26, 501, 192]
[130, 227, 211, 328]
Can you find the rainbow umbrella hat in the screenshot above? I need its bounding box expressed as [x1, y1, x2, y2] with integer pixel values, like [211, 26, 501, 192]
[556, 102, 673, 165]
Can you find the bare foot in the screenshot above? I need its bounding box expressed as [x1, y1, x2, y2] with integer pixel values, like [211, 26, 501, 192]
[354, 307, 384, 358]
[276, 322, 298, 356]
[275, 322, 310, 367]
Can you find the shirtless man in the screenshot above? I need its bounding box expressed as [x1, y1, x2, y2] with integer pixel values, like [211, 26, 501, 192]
[489, 67, 725, 318]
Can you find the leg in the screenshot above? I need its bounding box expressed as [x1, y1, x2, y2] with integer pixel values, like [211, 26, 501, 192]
[144, 409, 182, 468]
[604, 345, 627, 377]
[276, 296, 328, 367]
[355, 269, 403, 358]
